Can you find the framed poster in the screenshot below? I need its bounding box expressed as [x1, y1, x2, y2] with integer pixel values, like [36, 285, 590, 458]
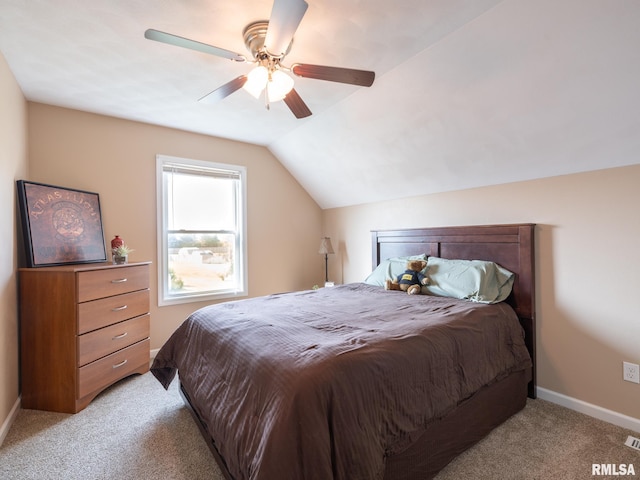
[17, 180, 107, 267]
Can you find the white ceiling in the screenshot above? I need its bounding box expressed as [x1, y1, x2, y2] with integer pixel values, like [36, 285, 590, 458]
[1, 0, 639, 208]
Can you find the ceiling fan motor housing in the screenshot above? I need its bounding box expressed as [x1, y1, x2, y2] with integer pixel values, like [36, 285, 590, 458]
[243, 20, 291, 59]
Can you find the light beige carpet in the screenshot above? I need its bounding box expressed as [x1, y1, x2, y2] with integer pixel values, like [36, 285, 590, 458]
[0, 373, 223, 480]
[1, 372, 638, 479]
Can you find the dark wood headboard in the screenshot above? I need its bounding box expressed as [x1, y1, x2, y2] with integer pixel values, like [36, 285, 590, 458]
[371, 224, 536, 397]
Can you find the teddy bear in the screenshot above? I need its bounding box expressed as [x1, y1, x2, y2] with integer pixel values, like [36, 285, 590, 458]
[385, 259, 429, 295]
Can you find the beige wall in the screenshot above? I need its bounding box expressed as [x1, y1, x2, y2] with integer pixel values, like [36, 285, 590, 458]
[323, 165, 640, 421]
[0, 53, 28, 440]
[27, 103, 323, 350]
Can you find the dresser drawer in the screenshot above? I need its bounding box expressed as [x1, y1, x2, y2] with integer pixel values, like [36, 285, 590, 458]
[78, 338, 150, 399]
[77, 264, 149, 302]
[78, 314, 150, 366]
[78, 289, 149, 334]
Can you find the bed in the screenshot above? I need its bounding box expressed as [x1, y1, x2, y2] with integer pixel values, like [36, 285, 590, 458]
[151, 223, 536, 480]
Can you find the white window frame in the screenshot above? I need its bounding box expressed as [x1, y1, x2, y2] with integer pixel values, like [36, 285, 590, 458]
[156, 154, 248, 306]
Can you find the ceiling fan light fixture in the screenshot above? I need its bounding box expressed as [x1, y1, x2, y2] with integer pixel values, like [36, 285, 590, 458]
[243, 65, 269, 98]
[243, 65, 294, 102]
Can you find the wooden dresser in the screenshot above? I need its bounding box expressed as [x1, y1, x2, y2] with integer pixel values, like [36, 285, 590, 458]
[19, 261, 151, 413]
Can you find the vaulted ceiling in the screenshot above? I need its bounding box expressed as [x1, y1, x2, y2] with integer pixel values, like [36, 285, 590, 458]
[1, 0, 639, 208]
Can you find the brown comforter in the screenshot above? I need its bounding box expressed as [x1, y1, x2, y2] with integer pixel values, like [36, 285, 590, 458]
[151, 283, 531, 480]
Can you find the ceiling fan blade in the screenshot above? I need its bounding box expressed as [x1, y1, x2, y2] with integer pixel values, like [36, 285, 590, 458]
[145, 29, 246, 62]
[283, 88, 312, 119]
[198, 76, 248, 104]
[264, 0, 309, 57]
[292, 64, 375, 87]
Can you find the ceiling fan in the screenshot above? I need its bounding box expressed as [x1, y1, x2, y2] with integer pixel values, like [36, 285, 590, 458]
[144, 0, 375, 119]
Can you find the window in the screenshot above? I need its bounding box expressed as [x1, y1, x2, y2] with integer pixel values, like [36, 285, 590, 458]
[156, 155, 247, 305]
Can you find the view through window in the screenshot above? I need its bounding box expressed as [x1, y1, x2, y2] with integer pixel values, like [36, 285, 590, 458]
[157, 155, 247, 305]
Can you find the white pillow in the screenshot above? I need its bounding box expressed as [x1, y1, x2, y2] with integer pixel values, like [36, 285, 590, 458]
[364, 254, 427, 287]
[422, 257, 514, 303]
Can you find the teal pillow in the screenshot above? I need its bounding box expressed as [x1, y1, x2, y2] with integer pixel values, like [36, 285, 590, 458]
[364, 254, 428, 287]
[421, 257, 514, 303]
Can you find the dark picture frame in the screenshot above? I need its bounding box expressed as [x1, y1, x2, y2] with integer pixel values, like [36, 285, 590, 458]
[17, 180, 107, 267]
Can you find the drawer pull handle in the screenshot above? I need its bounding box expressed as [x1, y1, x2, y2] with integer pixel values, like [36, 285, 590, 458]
[111, 278, 128, 283]
[112, 332, 128, 340]
[112, 359, 128, 369]
[112, 305, 128, 312]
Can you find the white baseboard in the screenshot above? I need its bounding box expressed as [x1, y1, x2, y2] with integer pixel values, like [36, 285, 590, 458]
[537, 387, 640, 433]
[0, 396, 21, 447]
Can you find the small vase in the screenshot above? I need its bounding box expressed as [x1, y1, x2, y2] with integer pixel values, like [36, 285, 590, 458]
[111, 235, 124, 250]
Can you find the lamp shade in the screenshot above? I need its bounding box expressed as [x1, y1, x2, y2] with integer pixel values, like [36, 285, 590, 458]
[318, 237, 334, 255]
[267, 70, 294, 101]
[243, 65, 268, 98]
